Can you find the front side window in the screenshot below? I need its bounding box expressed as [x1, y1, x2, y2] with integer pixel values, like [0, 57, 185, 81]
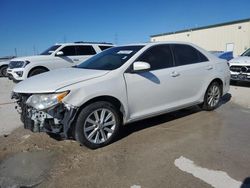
[77, 46, 144, 70]
[76, 45, 96, 55]
[172, 44, 208, 66]
[241, 48, 250, 56]
[60, 46, 77, 56]
[40, 45, 61, 55]
[136, 45, 174, 70]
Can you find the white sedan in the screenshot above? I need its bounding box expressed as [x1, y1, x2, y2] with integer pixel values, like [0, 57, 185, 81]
[12, 42, 230, 149]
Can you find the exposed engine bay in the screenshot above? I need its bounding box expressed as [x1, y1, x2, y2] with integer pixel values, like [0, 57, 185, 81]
[12, 92, 78, 138]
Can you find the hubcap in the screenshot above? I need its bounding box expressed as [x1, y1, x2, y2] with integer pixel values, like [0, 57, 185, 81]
[207, 85, 221, 107]
[83, 108, 116, 144]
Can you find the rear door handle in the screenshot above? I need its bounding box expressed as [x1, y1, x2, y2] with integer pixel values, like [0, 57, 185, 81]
[171, 71, 180, 77]
[206, 65, 213, 70]
[73, 59, 79, 61]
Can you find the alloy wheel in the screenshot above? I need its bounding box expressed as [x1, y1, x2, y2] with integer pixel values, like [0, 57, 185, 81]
[83, 108, 116, 144]
[207, 84, 221, 107]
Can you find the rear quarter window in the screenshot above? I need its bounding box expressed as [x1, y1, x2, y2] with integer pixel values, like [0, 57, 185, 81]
[172, 44, 208, 66]
[75, 45, 96, 55]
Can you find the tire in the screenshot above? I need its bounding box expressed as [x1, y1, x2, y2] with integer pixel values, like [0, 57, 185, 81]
[75, 101, 121, 149]
[201, 82, 222, 111]
[28, 68, 48, 77]
[0, 66, 8, 77]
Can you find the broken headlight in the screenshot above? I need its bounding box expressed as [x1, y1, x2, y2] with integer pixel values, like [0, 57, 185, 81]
[26, 91, 69, 110]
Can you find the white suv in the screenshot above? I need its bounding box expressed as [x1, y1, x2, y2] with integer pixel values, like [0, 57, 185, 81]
[0, 56, 16, 77]
[229, 48, 250, 82]
[12, 42, 230, 149]
[7, 42, 113, 82]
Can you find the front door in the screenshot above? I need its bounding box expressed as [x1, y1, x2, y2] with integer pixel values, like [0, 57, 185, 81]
[124, 44, 180, 120]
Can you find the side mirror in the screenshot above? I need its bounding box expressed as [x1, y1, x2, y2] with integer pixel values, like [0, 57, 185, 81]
[133, 61, 151, 72]
[56, 51, 64, 56]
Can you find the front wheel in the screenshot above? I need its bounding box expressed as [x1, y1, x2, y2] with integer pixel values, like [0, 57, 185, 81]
[0, 66, 8, 77]
[75, 101, 121, 149]
[201, 82, 222, 111]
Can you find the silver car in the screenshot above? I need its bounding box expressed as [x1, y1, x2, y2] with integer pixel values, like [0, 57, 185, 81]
[12, 42, 230, 149]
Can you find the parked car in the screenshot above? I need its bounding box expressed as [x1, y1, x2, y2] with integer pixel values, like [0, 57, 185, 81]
[7, 42, 113, 82]
[210, 51, 233, 61]
[0, 56, 16, 77]
[12, 42, 230, 149]
[229, 48, 250, 82]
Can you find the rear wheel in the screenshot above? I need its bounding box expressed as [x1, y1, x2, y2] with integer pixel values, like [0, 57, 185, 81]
[28, 68, 48, 77]
[201, 82, 222, 111]
[75, 101, 121, 149]
[0, 66, 8, 77]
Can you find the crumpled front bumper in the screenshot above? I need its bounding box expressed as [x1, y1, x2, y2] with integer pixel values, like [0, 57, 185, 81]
[12, 92, 78, 138]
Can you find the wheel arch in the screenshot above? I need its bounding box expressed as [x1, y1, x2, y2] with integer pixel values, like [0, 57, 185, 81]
[0, 64, 8, 68]
[78, 95, 125, 119]
[209, 78, 223, 94]
[67, 95, 126, 138]
[28, 66, 50, 77]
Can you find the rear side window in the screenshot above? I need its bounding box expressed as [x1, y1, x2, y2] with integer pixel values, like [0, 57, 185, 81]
[75, 45, 96, 55]
[99, 46, 112, 51]
[172, 44, 208, 66]
[60, 46, 76, 56]
[137, 44, 173, 70]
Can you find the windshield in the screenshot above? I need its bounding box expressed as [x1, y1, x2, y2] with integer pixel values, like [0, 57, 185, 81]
[40, 45, 61, 55]
[77, 45, 144, 70]
[241, 48, 250, 57]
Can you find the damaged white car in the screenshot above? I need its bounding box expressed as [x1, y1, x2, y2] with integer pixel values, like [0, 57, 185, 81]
[12, 42, 230, 149]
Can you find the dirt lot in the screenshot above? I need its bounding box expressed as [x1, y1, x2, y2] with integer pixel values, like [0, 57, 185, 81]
[0, 78, 250, 188]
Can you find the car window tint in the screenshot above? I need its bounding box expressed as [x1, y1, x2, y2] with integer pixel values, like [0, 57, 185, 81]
[241, 48, 250, 56]
[99, 46, 113, 51]
[137, 45, 173, 70]
[76, 45, 96, 55]
[60, 46, 76, 56]
[199, 51, 209, 62]
[78, 45, 144, 70]
[172, 44, 208, 66]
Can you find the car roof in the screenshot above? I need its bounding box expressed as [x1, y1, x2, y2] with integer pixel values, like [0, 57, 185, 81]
[118, 41, 201, 46]
[55, 42, 113, 46]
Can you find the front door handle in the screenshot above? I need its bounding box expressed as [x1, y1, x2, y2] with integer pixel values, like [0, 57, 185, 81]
[171, 71, 180, 77]
[206, 65, 213, 70]
[73, 59, 79, 61]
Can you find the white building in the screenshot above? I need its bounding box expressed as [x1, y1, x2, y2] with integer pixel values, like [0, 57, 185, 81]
[150, 18, 250, 56]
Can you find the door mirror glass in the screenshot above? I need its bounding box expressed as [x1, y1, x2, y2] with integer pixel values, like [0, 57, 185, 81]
[133, 61, 151, 72]
[56, 51, 64, 56]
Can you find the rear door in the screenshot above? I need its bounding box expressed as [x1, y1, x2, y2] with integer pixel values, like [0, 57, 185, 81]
[170, 44, 213, 104]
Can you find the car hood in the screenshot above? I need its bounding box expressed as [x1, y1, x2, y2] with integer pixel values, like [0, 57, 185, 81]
[13, 68, 109, 93]
[230, 56, 250, 65]
[12, 55, 53, 62]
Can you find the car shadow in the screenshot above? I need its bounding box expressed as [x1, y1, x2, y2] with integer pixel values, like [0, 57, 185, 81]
[114, 93, 232, 143]
[230, 81, 250, 88]
[218, 93, 232, 107]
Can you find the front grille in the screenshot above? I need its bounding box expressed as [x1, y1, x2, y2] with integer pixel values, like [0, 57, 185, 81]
[230, 66, 250, 73]
[8, 61, 24, 69]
